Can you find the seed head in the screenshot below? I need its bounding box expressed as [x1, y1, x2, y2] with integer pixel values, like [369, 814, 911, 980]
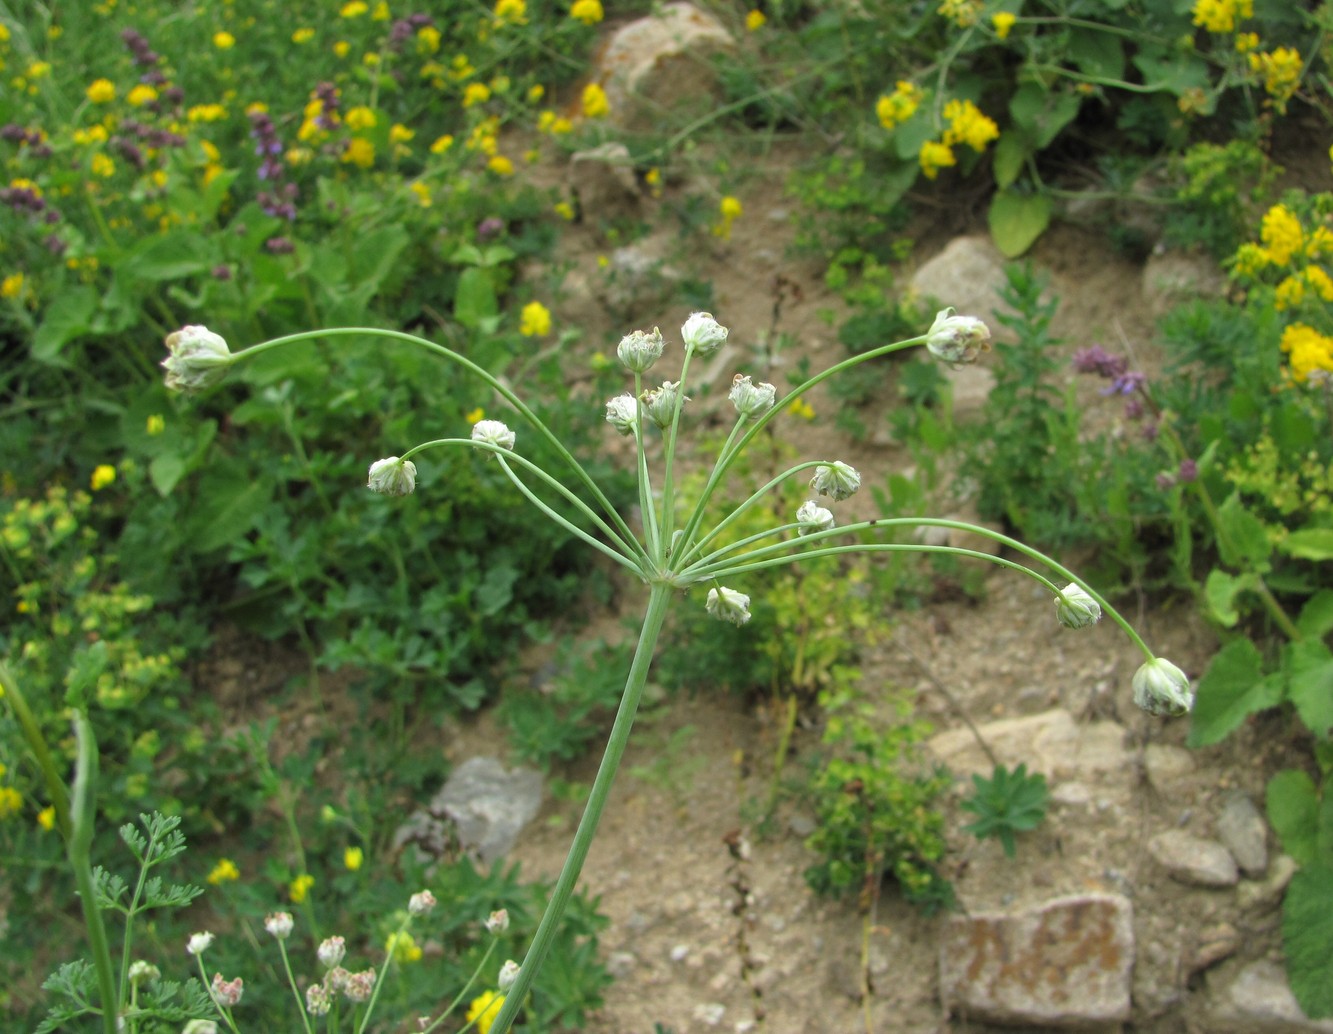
[728, 374, 776, 418]
[681, 311, 728, 357]
[472, 419, 516, 451]
[162, 325, 233, 393]
[264, 912, 294, 939]
[485, 908, 510, 934]
[810, 461, 861, 502]
[409, 890, 436, 916]
[642, 381, 688, 429]
[368, 456, 417, 496]
[617, 327, 665, 373]
[186, 931, 214, 956]
[498, 959, 521, 991]
[306, 983, 333, 1016]
[926, 308, 991, 366]
[705, 586, 752, 626]
[796, 500, 835, 535]
[1132, 657, 1193, 717]
[128, 960, 161, 986]
[318, 935, 346, 969]
[605, 393, 638, 436]
[210, 974, 244, 1008]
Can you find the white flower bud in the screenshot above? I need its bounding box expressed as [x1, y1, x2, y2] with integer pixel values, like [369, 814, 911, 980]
[605, 394, 638, 436]
[728, 374, 776, 418]
[368, 457, 417, 496]
[317, 935, 346, 969]
[926, 308, 991, 366]
[471, 419, 516, 450]
[681, 311, 728, 357]
[186, 931, 214, 956]
[1132, 658, 1193, 717]
[409, 890, 436, 916]
[642, 381, 688, 429]
[128, 960, 161, 986]
[344, 969, 375, 1003]
[264, 912, 294, 940]
[182, 1022, 219, 1034]
[210, 974, 244, 1008]
[796, 500, 835, 535]
[162, 325, 233, 393]
[498, 960, 521, 991]
[705, 586, 752, 625]
[306, 983, 333, 1016]
[810, 461, 861, 501]
[1054, 583, 1101, 629]
[485, 909, 510, 934]
[617, 327, 665, 372]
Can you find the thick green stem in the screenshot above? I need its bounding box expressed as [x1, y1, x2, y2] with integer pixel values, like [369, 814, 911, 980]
[486, 581, 673, 1034]
[69, 713, 118, 1034]
[0, 663, 72, 841]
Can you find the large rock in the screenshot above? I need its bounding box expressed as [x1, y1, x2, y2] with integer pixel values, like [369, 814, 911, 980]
[591, 3, 735, 131]
[1207, 960, 1333, 1033]
[1215, 791, 1269, 878]
[927, 708, 1130, 781]
[569, 142, 641, 220]
[939, 893, 1134, 1028]
[392, 756, 542, 864]
[1147, 829, 1238, 888]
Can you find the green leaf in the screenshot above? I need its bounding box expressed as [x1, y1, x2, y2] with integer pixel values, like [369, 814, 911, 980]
[1283, 864, 1333, 1019]
[185, 467, 272, 553]
[1204, 568, 1259, 627]
[455, 266, 498, 329]
[1267, 768, 1318, 865]
[149, 453, 188, 497]
[64, 641, 110, 710]
[1131, 44, 1210, 95]
[32, 286, 98, 363]
[120, 232, 212, 282]
[1298, 591, 1333, 639]
[1008, 84, 1081, 149]
[1069, 28, 1125, 80]
[988, 190, 1052, 257]
[1286, 639, 1333, 740]
[1281, 528, 1333, 562]
[992, 134, 1029, 190]
[1188, 638, 1284, 747]
[1215, 492, 1273, 570]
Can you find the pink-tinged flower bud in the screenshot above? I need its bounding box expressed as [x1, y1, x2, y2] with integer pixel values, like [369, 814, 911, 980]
[1132, 657, 1193, 717]
[498, 959, 521, 991]
[605, 394, 638, 435]
[162, 325, 233, 393]
[210, 973, 244, 1008]
[728, 374, 776, 418]
[368, 456, 417, 496]
[186, 931, 214, 956]
[128, 960, 160, 986]
[318, 935, 346, 969]
[326, 967, 351, 994]
[617, 327, 665, 372]
[705, 586, 751, 625]
[810, 461, 861, 501]
[926, 308, 991, 366]
[306, 983, 333, 1016]
[264, 912, 294, 939]
[471, 419, 516, 450]
[344, 968, 376, 1002]
[642, 381, 688, 429]
[1054, 583, 1101, 629]
[681, 311, 728, 357]
[484, 908, 510, 934]
[796, 500, 834, 535]
[409, 890, 436, 916]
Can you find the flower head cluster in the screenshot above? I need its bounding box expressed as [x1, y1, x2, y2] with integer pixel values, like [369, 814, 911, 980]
[1054, 583, 1101, 629]
[162, 326, 234, 394]
[1280, 323, 1333, 383]
[1249, 47, 1303, 111]
[368, 456, 417, 496]
[926, 308, 991, 366]
[706, 586, 751, 625]
[942, 99, 999, 153]
[876, 81, 923, 131]
[467, 990, 507, 1034]
[1132, 658, 1194, 716]
[210, 973, 244, 1008]
[1191, 0, 1252, 32]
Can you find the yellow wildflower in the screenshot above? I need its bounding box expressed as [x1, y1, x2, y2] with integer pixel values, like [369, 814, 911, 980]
[876, 81, 923, 131]
[745, 9, 766, 30]
[1260, 204, 1304, 267]
[463, 82, 491, 107]
[1306, 226, 1333, 258]
[340, 0, 368, 16]
[90, 465, 117, 491]
[488, 154, 515, 176]
[28, 61, 52, 79]
[1235, 32, 1259, 53]
[1306, 265, 1333, 302]
[943, 98, 999, 152]
[86, 78, 116, 103]
[345, 105, 377, 130]
[90, 153, 116, 178]
[127, 84, 158, 106]
[538, 110, 573, 135]
[418, 26, 441, 53]
[386, 931, 424, 963]
[38, 805, 55, 831]
[466, 991, 505, 1034]
[342, 138, 375, 168]
[494, 0, 527, 24]
[207, 858, 240, 885]
[410, 181, 432, 207]
[520, 301, 552, 337]
[713, 194, 743, 239]
[1, 273, 23, 299]
[0, 786, 21, 820]
[1249, 47, 1302, 111]
[581, 82, 609, 119]
[292, 27, 315, 43]
[344, 846, 364, 871]
[937, 0, 981, 27]
[465, 407, 486, 424]
[187, 104, 227, 123]
[373, 1, 391, 18]
[1274, 274, 1305, 311]
[289, 873, 315, 903]
[1280, 323, 1333, 383]
[992, 11, 1016, 39]
[213, 31, 235, 49]
[570, 0, 603, 24]
[1191, 0, 1252, 33]
[390, 123, 414, 144]
[918, 140, 957, 179]
[1231, 242, 1270, 277]
[431, 134, 455, 154]
[553, 200, 575, 221]
[334, 40, 351, 58]
[74, 126, 109, 145]
[788, 397, 815, 420]
[146, 414, 165, 435]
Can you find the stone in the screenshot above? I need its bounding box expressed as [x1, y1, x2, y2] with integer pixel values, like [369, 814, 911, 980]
[927, 708, 1130, 782]
[569, 142, 641, 220]
[1143, 743, 1196, 794]
[1147, 830, 1239, 888]
[938, 893, 1134, 1027]
[596, 242, 684, 318]
[1208, 960, 1333, 1033]
[1142, 247, 1228, 317]
[393, 756, 542, 865]
[1185, 922, 1240, 976]
[1238, 854, 1299, 911]
[1215, 791, 1269, 878]
[592, 3, 735, 131]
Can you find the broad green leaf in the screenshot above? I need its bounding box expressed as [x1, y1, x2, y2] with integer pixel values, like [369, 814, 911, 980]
[149, 454, 188, 497]
[1131, 45, 1210, 95]
[64, 641, 110, 710]
[988, 190, 1051, 257]
[350, 225, 410, 294]
[185, 468, 272, 553]
[1008, 85, 1082, 148]
[1298, 591, 1333, 639]
[1283, 864, 1333, 1019]
[1187, 637, 1283, 747]
[1281, 528, 1333, 562]
[992, 134, 1029, 190]
[1267, 768, 1318, 864]
[32, 286, 98, 363]
[1286, 639, 1333, 740]
[1069, 28, 1124, 81]
[455, 266, 497, 329]
[1203, 568, 1259, 627]
[120, 232, 211, 282]
[891, 111, 935, 163]
[1215, 492, 1273, 570]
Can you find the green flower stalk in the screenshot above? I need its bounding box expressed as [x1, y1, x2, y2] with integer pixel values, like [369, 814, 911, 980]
[160, 307, 1189, 1034]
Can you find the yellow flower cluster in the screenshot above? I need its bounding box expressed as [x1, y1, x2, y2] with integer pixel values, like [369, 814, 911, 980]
[919, 140, 957, 179]
[713, 194, 743, 239]
[746, 9, 766, 31]
[942, 98, 1000, 152]
[1, 272, 24, 299]
[520, 300, 552, 336]
[386, 930, 423, 962]
[937, 0, 982, 27]
[581, 82, 609, 119]
[467, 991, 506, 1034]
[538, 110, 573, 135]
[992, 12, 1016, 39]
[570, 0, 603, 24]
[207, 858, 240, 885]
[875, 81, 922, 131]
[1280, 323, 1333, 383]
[289, 873, 315, 903]
[0, 784, 21, 820]
[86, 78, 116, 103]
[1248, 47, 1302, 111]
[1191, 0, 1252, 33]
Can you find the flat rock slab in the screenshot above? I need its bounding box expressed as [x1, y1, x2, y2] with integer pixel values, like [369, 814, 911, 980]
[939, 893, 1134, 1028]
[1208, 960, 1333, 1033]
[927, 708, 1129, 782]
[1148, 829, 1239, 888]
